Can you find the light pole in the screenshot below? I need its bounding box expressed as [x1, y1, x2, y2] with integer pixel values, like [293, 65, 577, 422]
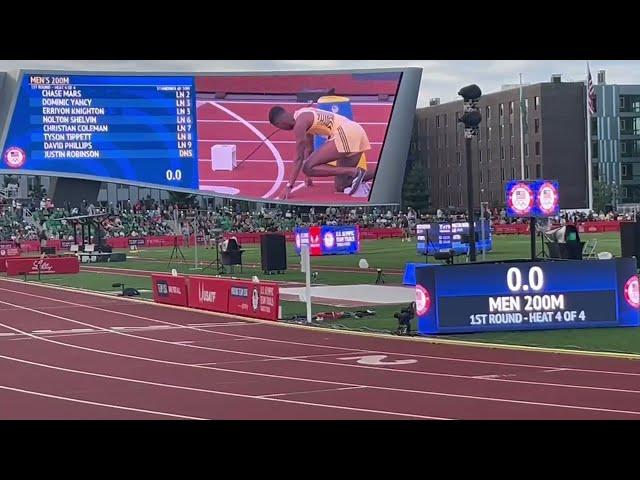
[458, 84, 483, 262]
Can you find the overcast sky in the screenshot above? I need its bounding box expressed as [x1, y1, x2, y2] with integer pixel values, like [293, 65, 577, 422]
[0, 60, 635, 107]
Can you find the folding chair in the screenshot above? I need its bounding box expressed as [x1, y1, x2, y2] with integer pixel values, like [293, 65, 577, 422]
[583, 239, 598, 259]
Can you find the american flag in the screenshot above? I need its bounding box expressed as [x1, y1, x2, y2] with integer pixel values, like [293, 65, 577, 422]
[587, 66, 597, 115]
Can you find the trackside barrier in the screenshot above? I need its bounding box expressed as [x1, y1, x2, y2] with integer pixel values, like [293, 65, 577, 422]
[150, 273, 280, 321]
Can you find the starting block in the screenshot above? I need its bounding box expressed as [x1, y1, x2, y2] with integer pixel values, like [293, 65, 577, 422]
[211, 145, 237, 171]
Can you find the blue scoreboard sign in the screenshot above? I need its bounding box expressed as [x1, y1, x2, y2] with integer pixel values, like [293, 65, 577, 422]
[414, 258, 640, 334]
[295, 225, 359, 256]
[416, 221, 492, 255]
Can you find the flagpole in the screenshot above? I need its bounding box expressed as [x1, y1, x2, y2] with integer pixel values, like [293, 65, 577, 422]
[586, 62, 594, 211]
[519, 73, 526, 180]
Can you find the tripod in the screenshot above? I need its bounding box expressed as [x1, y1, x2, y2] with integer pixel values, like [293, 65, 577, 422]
[202, 232, 224, 274]
[167, 235, 186, 268]
[375, 268, 386, 285]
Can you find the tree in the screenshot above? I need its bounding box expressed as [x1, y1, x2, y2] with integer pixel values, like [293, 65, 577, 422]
[402, 159, 429, 212]
[592, 180, 613, 213]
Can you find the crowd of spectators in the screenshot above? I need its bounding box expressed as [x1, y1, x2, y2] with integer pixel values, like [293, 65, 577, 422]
[1, 191, 638, 243]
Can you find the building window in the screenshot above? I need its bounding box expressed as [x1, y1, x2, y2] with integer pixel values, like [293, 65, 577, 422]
[535, 142, 541, 156]
[479, 150, 483, 163]
[620, 95, 625, 109]
[427, 176, 432, 187]
[458, 173, 461, 185]
[623, 187, 629, 199]
[480, 170, 483, 184]
[444, 114, 448, 128]
[486, 106, 491, 122]
[436, 116, 440, 128]
[487, 147, 491, 162]
[534, 118, 540, 134]
[509, 101, 514, 115]
[525, 165, 530, 178]
[500, 146, 505, 160]
[456, 151, 461, 164]
[500, 124, 504, 138]
[621, 141, 627, 154]
[534, 96, 540, 110]
[444, 134, 448, 148]
[536, 164, 542, 178]
[501, 167, 505, 181]
[512, 167, 516, 179]
[510, 145, 514, 159]
[487, 126, 492, 140]
[525, 143, 529, 157]
[446, 174, 450, 186]
[525, 98, 529, 112]
[435, 136, 439, 148]
[499, 103, 504, 118]
[593, 164, 599, 181]
[622, 164, 629, 177]
[620, 118, 626, 132]
[510, 123, 514, 137]
[486, 169, 490, 183]
[592, 141, 598, 158]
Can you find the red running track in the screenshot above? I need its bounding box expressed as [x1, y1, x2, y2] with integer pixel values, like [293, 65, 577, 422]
[1, 278, 640, 420]
[195, 100, 393, 203]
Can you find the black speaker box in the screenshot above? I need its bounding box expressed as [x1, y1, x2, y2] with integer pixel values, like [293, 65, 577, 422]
[40, 246, 56, 255]
[621, 221, 640, 267]
[260, 234, 287, 273]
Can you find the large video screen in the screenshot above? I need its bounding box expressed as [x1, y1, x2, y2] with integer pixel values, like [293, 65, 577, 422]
[0, 70, 419, 204]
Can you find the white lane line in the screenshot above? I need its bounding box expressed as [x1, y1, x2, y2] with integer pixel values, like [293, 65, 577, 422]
[197, 119, 389, 125]
[203, 100, 392, 106]
[0, 333, 16, 337]
[258, 386, 368, 398]
[32, 330, 53, 333]
[0, 384, 204, 420]
[197, 139, 383, 145]
[205, 101, 284, 200]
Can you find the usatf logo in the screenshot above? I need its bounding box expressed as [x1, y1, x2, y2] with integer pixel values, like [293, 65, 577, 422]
[251, 287, 259, 311]
[331, 105, 339, 113]
[198, 283, 217, 303]
[3, 147, 26, 169]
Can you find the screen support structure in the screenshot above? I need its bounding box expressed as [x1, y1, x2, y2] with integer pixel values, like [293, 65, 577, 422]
[300, 245, 312, 324]
[530, 217, 536, 261]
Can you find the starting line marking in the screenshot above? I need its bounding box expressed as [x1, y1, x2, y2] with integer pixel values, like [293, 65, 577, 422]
[338, 354, 418, 366]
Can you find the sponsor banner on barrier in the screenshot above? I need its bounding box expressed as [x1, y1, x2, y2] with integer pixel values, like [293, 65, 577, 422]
[60, 240, 74, 250]
[5, 256, 80, 276]
[0, 247, 20, 257]
[151, 274, 188, 307]
[227, 279, 279, 321]
[0, 242, 15, 249]
[128, 238, 146, 247]
[187, 276, 230, 313]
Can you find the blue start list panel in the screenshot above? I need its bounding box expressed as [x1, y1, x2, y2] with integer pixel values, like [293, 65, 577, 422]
[1, 74, 199, 189]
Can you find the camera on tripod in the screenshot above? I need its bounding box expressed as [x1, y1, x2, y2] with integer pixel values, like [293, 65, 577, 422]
[394, 302, 416, 336]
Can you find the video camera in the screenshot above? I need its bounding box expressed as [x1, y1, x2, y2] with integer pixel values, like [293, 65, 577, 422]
[394, 302, 416, 336]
